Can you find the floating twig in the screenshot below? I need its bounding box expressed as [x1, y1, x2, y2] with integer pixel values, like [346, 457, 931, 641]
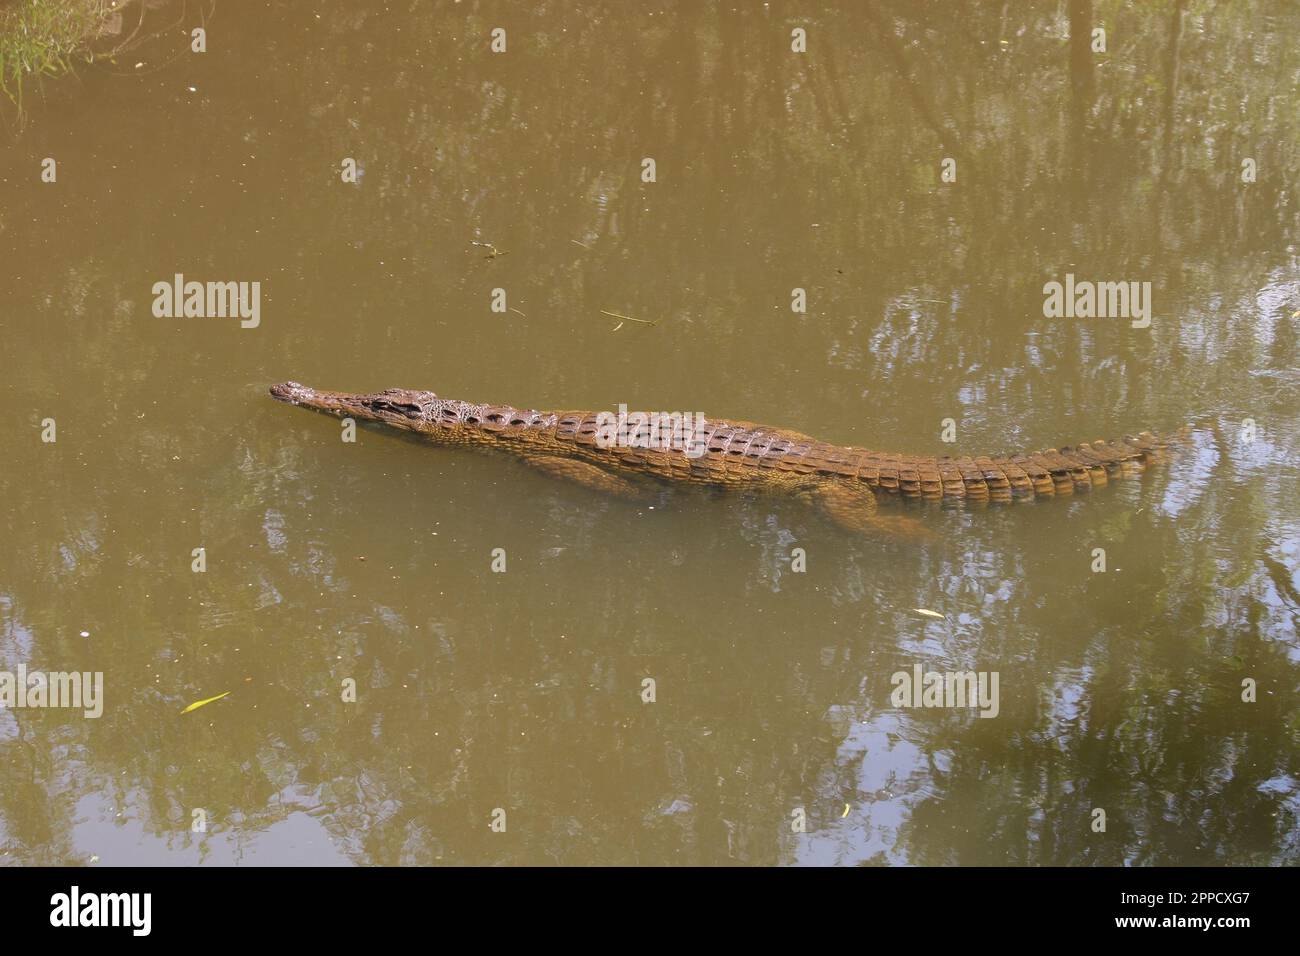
[470, 240, 509, 259]
[599, 309, 655, 327]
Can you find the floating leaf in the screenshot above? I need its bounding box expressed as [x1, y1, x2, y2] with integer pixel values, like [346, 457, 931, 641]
[912, 608, 946, 620]
[181, 691, 231, 715]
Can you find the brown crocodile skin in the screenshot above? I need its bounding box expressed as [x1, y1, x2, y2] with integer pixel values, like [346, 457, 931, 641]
[269, 382, 1181, 505]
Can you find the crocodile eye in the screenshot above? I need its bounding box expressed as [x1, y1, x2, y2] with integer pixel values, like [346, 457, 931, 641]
[377, 401, 421, 416]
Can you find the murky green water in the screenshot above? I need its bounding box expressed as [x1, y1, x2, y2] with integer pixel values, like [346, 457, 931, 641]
[1, 0, 1297, 866]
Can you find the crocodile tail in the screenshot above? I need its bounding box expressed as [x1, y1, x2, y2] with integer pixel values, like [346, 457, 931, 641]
[886, 426, 1192, 502]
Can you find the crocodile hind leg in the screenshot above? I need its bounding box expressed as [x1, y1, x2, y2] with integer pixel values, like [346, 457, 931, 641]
[800, 481, 933, 539]
[523, 455, 654, 501]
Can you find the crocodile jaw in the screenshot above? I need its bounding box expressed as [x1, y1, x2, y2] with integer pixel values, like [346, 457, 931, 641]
[269, 381, 440, 431]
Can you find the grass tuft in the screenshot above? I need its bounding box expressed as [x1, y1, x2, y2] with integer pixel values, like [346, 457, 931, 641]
[0, 0, 117, 107]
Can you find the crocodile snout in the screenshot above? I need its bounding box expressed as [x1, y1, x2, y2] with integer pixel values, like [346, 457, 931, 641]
[269, 381, 312, 404]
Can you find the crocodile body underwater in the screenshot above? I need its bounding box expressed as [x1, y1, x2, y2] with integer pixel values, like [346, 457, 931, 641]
[270, 381, 1183, 534]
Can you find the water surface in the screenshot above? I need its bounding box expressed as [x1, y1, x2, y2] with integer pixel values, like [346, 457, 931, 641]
[1, 0, 1297, 865]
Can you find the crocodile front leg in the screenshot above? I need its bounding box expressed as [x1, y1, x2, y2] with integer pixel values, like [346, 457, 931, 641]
[524, 455, 654, 500]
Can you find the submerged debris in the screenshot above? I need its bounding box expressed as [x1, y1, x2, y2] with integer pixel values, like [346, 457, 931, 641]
[181, 691, 231, 715]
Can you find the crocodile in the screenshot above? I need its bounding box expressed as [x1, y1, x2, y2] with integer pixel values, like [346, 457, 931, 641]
[269, 381, 1183, 534]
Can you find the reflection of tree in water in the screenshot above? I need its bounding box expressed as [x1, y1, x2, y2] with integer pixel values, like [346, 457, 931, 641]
[0, 0, 1297, 864]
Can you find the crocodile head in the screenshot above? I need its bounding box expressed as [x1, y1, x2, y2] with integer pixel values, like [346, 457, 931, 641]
[270, 382, 440, 432]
